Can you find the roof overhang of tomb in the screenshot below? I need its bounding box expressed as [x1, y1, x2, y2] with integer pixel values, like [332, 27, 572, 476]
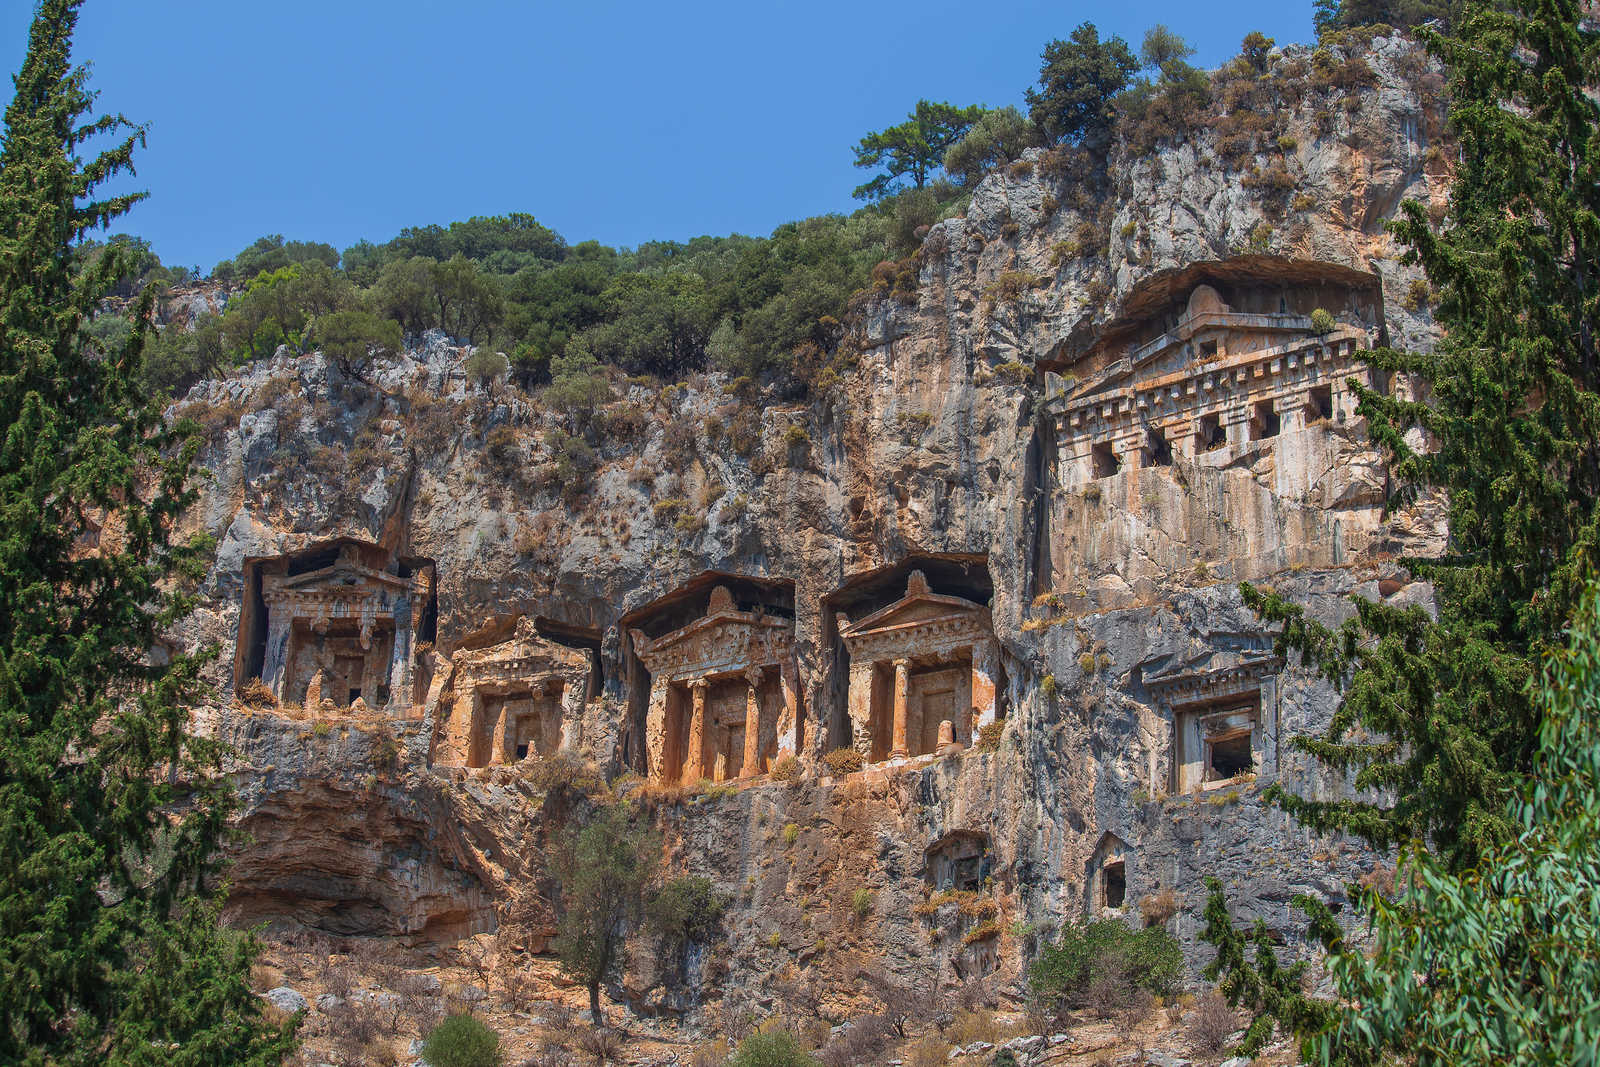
[631, 586, 794, 682]
[1041, 255, 1381, 373]
[837, 572, 992, 663]
[454, 618, 591, 690]
[1145, 655, 1282, 708]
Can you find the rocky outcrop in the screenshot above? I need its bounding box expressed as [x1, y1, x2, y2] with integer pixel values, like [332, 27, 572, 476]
[176, 33, 1448, 1020]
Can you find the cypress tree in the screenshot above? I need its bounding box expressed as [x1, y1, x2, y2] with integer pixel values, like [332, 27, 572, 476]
[0, 3, 295, 1062]
[1243, 0, 1600, 872]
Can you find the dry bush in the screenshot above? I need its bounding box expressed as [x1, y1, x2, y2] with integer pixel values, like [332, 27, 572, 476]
[945, 1008, 1002, 1046]
[527, 1043, 575, 1067]
[1187, 989, 1239, 1053]
[1120, 987, 1157, 1030]
[235, 677, 277, 709]
[395, 971, 443, 1035]
[575, 1026, 624, 1065]
[768, 754, 801, 782]
[860, 967, 942, 1038]
[822, 748, 864, 776]
[818, 1014, 895, 1067]
[687, 1038, 729, 1067]
[323, 996, 385, 1066]
[1085, 952, 1134, 1020]
[1139, 887, 1179, 927]
[903, 1035, 953, 1067]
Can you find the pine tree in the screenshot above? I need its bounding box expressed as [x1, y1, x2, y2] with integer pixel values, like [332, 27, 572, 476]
[1243, 0, 1600, 872]
[0, 3, 296, 1062]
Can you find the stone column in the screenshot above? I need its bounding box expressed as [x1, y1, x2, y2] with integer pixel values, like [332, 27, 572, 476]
[891, 658, 910, 758]
[261, 609, 293, 701]
[777, 658, 801, 761]
[742, 667, 763, 778]
[971, 640, 999, 731]
[490, 698, 510, 766]
[846, 658, 875, 758]
[685, 678, 708, 783]
[645, 681, 669, 781]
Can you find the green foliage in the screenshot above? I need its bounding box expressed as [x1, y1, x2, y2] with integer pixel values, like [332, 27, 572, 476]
[212, 232, 339, 283]
[1139, 24, 1195, 70]
[1025, 22, 1140, 145]
[944, 106, 1039, 187]
[1316, 0, 1458, 35]
[1240, 31, 1275, 72]
[1028, 919, 1183, 1010]
[75, 232, 193, 297]
[851, 887, 874, 920]
[727, 1030, 821, 1067]
[852, 99, 984, 200]
[0, 3, 296, 1062]
[463, 347, 509, 385]
[1243, 0, 1600, 872]
[1308, 307, 1336, 333]
[552, 802, 660, 1024]
[313, 308, 402, 372]
[138, 314, 227, 397]
[1198, 878, 1341, 1057]
[544, 338, 611, 426]
[1313, 589, 1600, 1065]
[420, 1013, 503, 1067]
[645, 875, 725, 954]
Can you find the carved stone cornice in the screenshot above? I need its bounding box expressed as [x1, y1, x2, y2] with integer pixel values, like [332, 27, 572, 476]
[1145, 655, 1282, 709]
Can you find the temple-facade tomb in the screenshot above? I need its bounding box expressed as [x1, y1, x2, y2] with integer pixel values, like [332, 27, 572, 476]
[236, 539, 435, 715]
[837, 571, 999, 763]
[1145, 655, 1281, 793]
[1040, 258, 1387, 485]
[633, 585, 801, 783]
[433, 617, 594, 768]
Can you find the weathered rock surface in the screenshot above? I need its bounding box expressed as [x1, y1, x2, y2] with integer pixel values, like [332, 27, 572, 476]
[171, 34, 1448, 1024]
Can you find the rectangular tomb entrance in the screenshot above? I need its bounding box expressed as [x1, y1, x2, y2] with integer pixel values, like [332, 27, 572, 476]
[634, 585, 800, 784]
[837, 571, 999, 763]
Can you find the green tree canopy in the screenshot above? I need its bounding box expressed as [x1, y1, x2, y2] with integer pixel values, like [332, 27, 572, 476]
[0, 2, 296, 1061]
[1244, 0, 1600, 871]
[943, 106, 1039, 187]
[212, 233, 339, 283]
[1024, 22, 1140, 146]
[851, 99, 985, 200]
[1316, 588, 1600, 1065]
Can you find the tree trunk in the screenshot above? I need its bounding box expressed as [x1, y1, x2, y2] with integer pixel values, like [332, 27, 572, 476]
[589, 980, 603, 1027]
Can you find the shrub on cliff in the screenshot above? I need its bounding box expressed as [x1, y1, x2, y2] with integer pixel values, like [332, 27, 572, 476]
[727, 1029, 821, 1067]
[421, 1013, 502, 1067]
[646, 875, 725, 955]
[1028, 919, 1183, 1016]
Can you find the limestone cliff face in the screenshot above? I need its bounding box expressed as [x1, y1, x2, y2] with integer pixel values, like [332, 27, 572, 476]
[176, 33, 1447, 1016]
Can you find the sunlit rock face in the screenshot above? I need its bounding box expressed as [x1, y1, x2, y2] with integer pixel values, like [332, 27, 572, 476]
[178, 34, 1448, 1014]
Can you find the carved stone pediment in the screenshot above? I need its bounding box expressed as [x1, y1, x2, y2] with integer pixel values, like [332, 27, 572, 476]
[838, 572, 991, 663]
[632, 587, 793, 683]
[454, 619, 591, 692]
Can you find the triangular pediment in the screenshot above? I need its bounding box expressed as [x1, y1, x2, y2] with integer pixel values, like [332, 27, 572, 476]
[280, 559, 409, 592]
[842, 594, 983, 638]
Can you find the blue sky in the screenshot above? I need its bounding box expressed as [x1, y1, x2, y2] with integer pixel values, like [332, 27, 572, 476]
[3, 1, 1316, 272]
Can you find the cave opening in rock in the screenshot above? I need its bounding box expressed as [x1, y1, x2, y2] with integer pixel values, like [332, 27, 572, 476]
[1199, 413, 1225, 451]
